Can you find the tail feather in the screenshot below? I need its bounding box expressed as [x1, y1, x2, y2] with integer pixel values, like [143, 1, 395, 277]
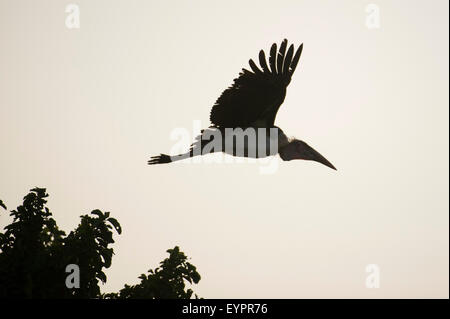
[148, 154, 172, 165]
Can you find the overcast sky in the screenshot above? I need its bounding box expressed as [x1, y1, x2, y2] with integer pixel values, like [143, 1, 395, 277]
[0, 0, 448, 298]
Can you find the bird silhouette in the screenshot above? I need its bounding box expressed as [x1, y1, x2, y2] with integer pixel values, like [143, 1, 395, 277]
[148, 39, 336, 170]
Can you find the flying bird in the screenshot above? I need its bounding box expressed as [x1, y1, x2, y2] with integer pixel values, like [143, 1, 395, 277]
[148, 39, 336, 170]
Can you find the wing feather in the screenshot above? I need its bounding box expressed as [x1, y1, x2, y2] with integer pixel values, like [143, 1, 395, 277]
[259, 50, 270, 73]
[249, 59, 262, 74]
[283, 44, 294, 76]
[209, 40, 303, 128]
[269, 43, 277, 74]
[289, 43, 303, 75]
[277, 39, 287, 75]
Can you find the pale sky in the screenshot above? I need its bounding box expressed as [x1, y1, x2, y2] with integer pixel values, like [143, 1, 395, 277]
[0, 0, 448, 298]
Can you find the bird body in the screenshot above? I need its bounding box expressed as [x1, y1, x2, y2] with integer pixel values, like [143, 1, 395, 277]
[149, 39, 336, 170]
[151, 126, 286, 164]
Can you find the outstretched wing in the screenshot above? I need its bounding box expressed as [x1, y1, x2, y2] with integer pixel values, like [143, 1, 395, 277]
[209, 39, 303, 128]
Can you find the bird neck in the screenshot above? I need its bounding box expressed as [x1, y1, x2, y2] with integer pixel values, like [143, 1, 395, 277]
[277, 128, 290, 150]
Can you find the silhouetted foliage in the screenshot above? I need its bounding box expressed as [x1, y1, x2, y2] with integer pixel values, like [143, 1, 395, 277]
[104, 246, 201, 299]
[0, 188, 121, 298]
[0, 199, 6, 210]
[0, 188, 201, 299]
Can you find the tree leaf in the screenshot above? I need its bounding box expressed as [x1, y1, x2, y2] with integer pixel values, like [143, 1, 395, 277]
[107, 217, 122, 234]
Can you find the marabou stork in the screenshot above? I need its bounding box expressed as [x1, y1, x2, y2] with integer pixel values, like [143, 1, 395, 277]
[148, 39, 336, 170]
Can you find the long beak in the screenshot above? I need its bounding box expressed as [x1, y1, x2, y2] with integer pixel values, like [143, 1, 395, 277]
[309, 147, 337, 170]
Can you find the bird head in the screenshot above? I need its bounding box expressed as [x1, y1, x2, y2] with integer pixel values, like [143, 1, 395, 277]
[279, 139, 336, 170]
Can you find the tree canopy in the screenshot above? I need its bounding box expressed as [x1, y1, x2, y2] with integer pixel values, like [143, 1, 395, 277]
[0, 188, 200, 298]
[104, 246, 201, 299]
